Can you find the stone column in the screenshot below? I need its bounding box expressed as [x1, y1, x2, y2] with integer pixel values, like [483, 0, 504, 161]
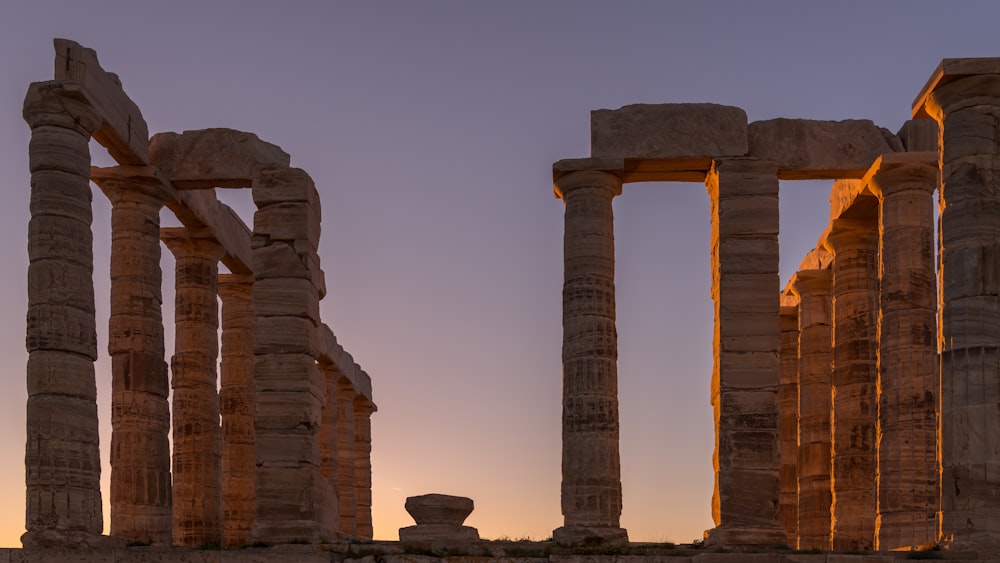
[336, 378, 357, 537]
[218, 274, 255, 548]
[318, 363, 341, 538]
[92, 167, 174, 546]
[248, 167, 331, 544]
[162, 229, 225, 548]
[778, 301, 800, 546]
[22, 83, 106, 547]
[824, 220, 879, 551]
[869, 157, 939, 549]
[552, 170, 627, 545]
[353, 396, 376, 540]
[704, 159, 785, 548]
[792, 269, 833, 550]
[921, 66, 1000, 545]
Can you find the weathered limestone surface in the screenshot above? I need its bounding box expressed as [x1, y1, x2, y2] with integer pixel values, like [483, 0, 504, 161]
[248, 167, 331, 545]
[704, 159, 785, 549]
[353, 397, 376, 540]
[748, 119, 900, 180]
[218, 275, 256, 548]
[93, 167, 174, 546]
[591, 103, 748, 160]
[791, 268, 833, 551]
[916, 64, 1000, 545]
[824, 219, 879, 551]
[778, 302, 799, 546]
[162, 230, 226, 547]
[867, 155, 939, 550]
[336, 377, 357, 538]
[317, 362, 342, 539]
[896, 119, 939, 153]
[150, 129, 290, 189]
[22, 82, 108, 548]
[552, 170, 628, 545]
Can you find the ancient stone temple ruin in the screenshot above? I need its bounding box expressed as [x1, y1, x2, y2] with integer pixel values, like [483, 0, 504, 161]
[23, 39, 375, 548]
[552, 58, 1000, 552]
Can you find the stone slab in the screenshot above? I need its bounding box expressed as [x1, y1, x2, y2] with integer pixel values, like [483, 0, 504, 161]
[748, 119, 899, 179]
[150, 129, 290, 189]
[53, 39, 150, 165]
[591, 103, 748, 161]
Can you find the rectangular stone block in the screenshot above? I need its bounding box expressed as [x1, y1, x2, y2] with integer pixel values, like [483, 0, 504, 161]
[591, 103, 748, 159]
[150, 129, 290, 188]
[254, 201, 321, 247]
[254, 354, 325, 397]
[253, 278, 320, 320]
[253, 315, 318, 355]
[252, 167, 320, 209]
[749, 118, 899, 179]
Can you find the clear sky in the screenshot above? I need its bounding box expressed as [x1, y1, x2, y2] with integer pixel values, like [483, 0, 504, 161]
[0, 0, 997, 548]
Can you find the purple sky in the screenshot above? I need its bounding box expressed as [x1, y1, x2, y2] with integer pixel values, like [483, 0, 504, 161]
[0, 0, 997, 546]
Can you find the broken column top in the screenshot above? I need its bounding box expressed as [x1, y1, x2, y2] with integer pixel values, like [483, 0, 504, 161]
[150, 128, 291, 189]
[913, 57, 1000, 119]
[591, 103, 748, 160]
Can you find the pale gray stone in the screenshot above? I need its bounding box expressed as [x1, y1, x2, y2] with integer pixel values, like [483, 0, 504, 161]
[591, 103, 748, 159]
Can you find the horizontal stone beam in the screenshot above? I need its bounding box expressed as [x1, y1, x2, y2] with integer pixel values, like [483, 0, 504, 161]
[591, 103, 748, 160]
[913, 57, 1000, 118]
[748, 118, 901, 180]
[317, 323, 375, 405]
[150, 129, 290, 189]
[90, 165, 253, 274]
[54, 38, 149, 166]
[552, 156, 709, 189]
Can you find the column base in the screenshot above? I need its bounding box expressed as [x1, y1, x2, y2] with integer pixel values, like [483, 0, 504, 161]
[703, 525, 787, 550]
[247, 520, 334, 546]
[552, 525, 628, 546]
[399, 524, 480, 551]
[21, 529, 127, 549]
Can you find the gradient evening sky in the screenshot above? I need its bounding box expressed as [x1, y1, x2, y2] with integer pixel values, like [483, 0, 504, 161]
[0, 0, 997, 548]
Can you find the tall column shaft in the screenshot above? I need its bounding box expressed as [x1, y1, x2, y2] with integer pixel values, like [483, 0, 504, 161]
[871, 159, 939, 549]
[219, 274, 255, 548]
[705, 159, 785, 548]
[318, 363, 341, 538]
[825, 221, 879, 551]
[335, 378, 357, 537]
[22, 84, 105, 545]
[778, 303, 800, 546]
[924, 73, 1000, 544]
[163, 230, 225, 547]
[353, 398, 375, 540]
[793, 269, 833, 550]
[552, 170, 627, 545]
[95, 168, 173, 546]
[248, 167, 331, 544]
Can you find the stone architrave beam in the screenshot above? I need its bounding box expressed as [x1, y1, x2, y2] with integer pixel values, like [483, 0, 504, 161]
[150, 129, 290, 189]
[591, 103, 748, 159]
[54, 38, 149, 166]
[748, 119, 901, 180]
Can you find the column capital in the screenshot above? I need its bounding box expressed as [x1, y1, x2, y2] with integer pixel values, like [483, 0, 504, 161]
[864, 153, 938, 199]
[913, 58, 1000, 119]
[554, 170, 622, 200]
[22, 81, 102, 133]
[790, 268, 832, 298]
[822, 219, 879, 254]
[92, 165, 173, 205]
[161, 227, 226, 261]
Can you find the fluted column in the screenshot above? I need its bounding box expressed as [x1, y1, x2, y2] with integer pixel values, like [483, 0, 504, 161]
[778, 302, 800, 546]
[825, 220, 879, 551]
[92, 167, 175, 546]
[792, 269, 833, 550]
[336, 378, 357, 537]
[317, 363, 341, 538]
[552, 170, 627, 545]
[353, 397, 375, 540]
[921, 67, 1000, 545]
[869, 157, 939, 550]
[162, 229, 225, 548]
[704, 159, 785, 548]
[218, 274, 255, 548]
[22, 83, 105, 547]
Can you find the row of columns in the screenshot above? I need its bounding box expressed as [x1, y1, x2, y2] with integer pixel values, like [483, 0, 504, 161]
[22, 84, 375, 547]
[781, 158, 939, 551]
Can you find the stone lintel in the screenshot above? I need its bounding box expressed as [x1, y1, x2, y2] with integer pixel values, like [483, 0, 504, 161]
[54, 39, 149, 166]
[553, 157, 710, 188]
[316, 322, 375, 405]
[591, 103, 748, 160]
[913, 57, 1000, 118]
[150, 129, 290, 189]
[748, 118, 901, 180]
[91, 165, 253, 274]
